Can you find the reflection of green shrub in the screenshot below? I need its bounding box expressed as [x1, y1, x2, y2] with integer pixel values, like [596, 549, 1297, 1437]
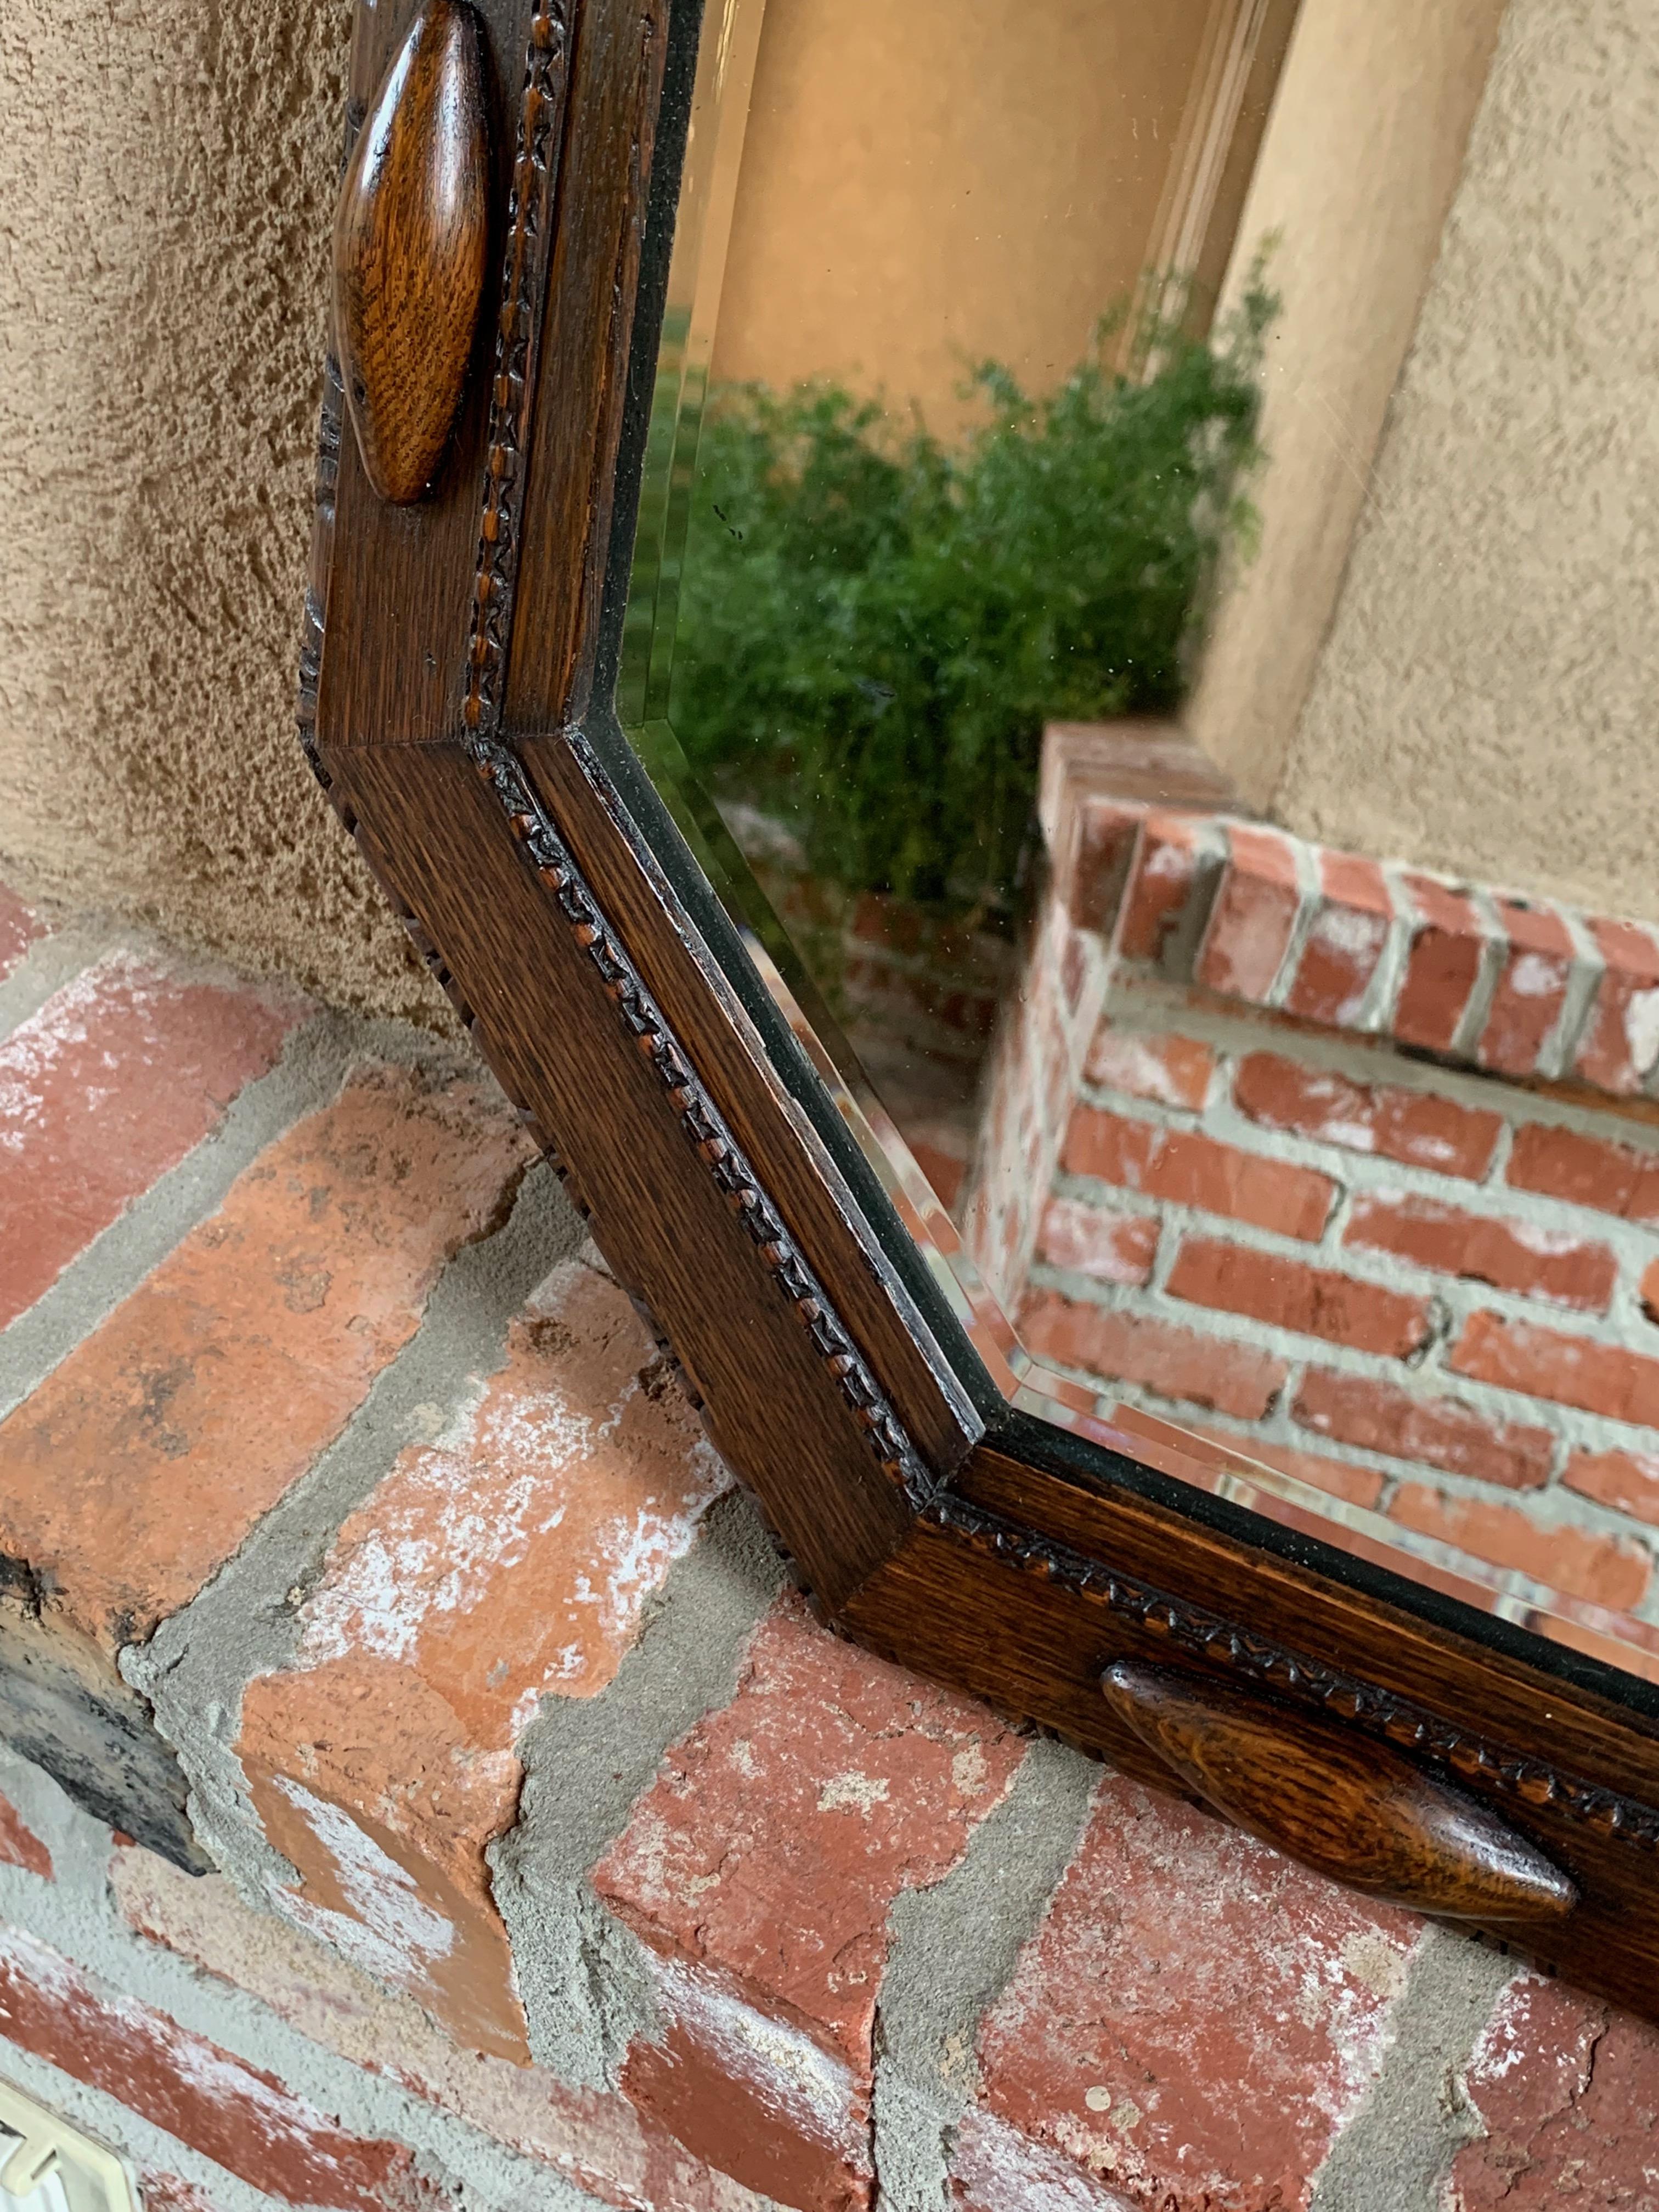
[669, 274, 1276, 914]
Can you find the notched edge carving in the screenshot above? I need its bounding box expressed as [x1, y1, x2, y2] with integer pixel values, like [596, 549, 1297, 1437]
[929, 1490, 1659, 1854]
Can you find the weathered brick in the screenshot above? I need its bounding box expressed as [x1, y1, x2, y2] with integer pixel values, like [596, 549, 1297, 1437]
[595, 1598, 1024, 2211]
[1067, 801, 1147, 933]
[1505, 1120, 1659, 1222]
[1448, 1974, 1659, 2209]
[1387, 1486, 1650, 1610]
[1196, 823, 1305, 1005]
[0, 884, 44, 983]
[0, 952, 301, 1330]
[1572, 917, 1659, 1096]
[1167, 1238, 1434, 1357]
[1232, 1052, 1502, 1179]
[1034, 1197, 1159, 1285]
[0, 1925, 449, 2210]
[116, 1851, 775, 2212]
[962, 1775, 1417, 2212]
[1394, 871, 1492, 1054]
[1640, 1255, 1659, 1324]
[1062, 1107, 1335, 1239]
[1293, 1369, 1555, 1492]
[1282, 851, 1392, 1028]
[1083, 1026, 1216, 1109]
[139, 2177, 226, 2212]
[1118, 813, 1221, 964]
[0, 1791, 51, 1880]
[1562, 1446, 1659, 1528]
[1017, 1290, 1286, 1418]
[0, 1065, 527, 1657]
[1344, 1192, 1615, 1313]
[1451, 1308, 1659, 1429]
[238, 1255, 725, 2063]
[1478, 899, 1578, 1078]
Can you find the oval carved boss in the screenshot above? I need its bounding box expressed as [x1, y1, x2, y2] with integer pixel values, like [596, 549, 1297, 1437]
[334, 0, 490, 505]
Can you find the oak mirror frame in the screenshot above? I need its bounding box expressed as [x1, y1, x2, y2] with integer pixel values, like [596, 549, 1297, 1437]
[303, 0, 1659, 2024]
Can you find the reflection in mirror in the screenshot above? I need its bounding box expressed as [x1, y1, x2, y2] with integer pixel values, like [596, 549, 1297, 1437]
[623, 0, 1659, 1689]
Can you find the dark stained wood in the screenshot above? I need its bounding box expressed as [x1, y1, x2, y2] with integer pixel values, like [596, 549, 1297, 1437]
[517, 731, 982, 1481]
[301, 0, 1659, 2035]
[1103, 1661, 1576, 1925]
[955, 1442, 1659, 1808]
[503, 0, 669, 730]
[334, 0, 492, 504]
[830, 1494, 1659, 2022]
[317, 0, 554, 751]
[318, 736, 917, 1611]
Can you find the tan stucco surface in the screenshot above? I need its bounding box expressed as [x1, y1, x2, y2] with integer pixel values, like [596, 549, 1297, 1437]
[714, 0, 1214, 434]
[1273, 0, 1659, 924]
[0, 0, 436, 1018]
[1183, 0, 1510, 820]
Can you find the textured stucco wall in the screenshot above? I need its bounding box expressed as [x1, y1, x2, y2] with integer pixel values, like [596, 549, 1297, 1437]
[1274, 0, 1659, 925]
[0, 0, 437, 1019]
[1182, 0, 1510, 819]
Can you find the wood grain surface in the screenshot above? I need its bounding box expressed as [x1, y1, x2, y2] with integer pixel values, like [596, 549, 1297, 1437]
[1103, 1660, 1576, 1923]
[334, 0, 491, 504]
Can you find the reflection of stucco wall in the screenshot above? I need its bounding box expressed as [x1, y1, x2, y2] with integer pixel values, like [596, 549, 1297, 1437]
[1182, 0, 1509, 818]
[1274, 0, 1659, 924]
[714, 0, 1214, 435]
[0, 0, 435, 1018]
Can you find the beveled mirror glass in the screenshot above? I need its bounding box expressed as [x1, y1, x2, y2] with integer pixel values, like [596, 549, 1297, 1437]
[620, 0, 1659, 1688]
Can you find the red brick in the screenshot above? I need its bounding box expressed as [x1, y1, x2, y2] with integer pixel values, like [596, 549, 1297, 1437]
[1451, 1308, 1659, 1428]
[1017, 1289, 1286, 1418]
[1505, 1120, 1659, 1222]
[595, 1599, 1025, 2211]
[1387, 1486, 1650, 1610]
[963, 1775, 1417, 2212]
[1084, 1025, 1216, 1108]
[1450, 1974, 1659, 2209]
[236, 1255, 725, 2063]
[1167, 1238, 1434, 1357]
[115, 1851, 773, 2212]
[0, 1793, 51, 1881]
[1478, 898, 1577, 1077]
[1563, 1446, 1659, 1528]
[0, 884, 44, 983]
[0, 1066, 529, 1655]
[1068, 800, 1147, 932]
[1118, 812, 1220, 963]
[1196, 823, 1305, 1005]
[1394, 871, 1491, 1053]
[1062, 1106, 1335, 1238]
[1572, 916, 1659, 1096]
[1641, 1255, 1659, 1323]
[1283, 850, 1393, 1027]
[1293, 1369, 1555, 1491]
[0, 953, 301, 1330]
[1345, 1192, 1615, 1313]
[1034, 1197, 1158, 1285]
[0, 1925, 447, 2210]
[1232, 1052, 1502, 1178]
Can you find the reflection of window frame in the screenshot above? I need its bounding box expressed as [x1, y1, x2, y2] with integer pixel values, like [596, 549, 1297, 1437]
[305, 0, 1659, 2031]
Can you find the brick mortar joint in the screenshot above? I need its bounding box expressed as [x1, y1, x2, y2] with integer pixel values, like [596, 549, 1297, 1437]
[1071, 796, 1659, 1102]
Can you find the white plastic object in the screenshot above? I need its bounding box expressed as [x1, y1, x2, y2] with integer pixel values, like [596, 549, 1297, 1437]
[0, 2086, 139, 2212]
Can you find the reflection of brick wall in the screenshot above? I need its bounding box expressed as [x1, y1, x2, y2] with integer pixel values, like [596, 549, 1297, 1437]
[966, 735, 1659, 1634]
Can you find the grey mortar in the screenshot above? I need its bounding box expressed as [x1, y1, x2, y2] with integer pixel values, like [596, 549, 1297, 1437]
[0, 918, 127, 1038]
[123, 1155, 588, 1906]
[490, 1487, 787, 2090]
[0, 1746, 613, 2212]
[869, 1737, 1098, 2211]
[0, 1008, 362, 1421]
[1310, 1923, 1515, 2212]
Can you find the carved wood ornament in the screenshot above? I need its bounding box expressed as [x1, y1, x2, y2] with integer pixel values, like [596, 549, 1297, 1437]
[334, 0, 490, 504]
[300, 0, 1659, 2025]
